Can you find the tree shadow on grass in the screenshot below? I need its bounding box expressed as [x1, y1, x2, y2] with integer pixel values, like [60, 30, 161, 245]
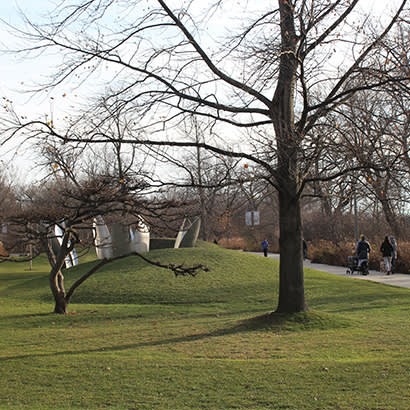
[308, 289, 410, 314]
[2, 304, 269, 328]
[1, 310, 352, 362]
[236, 310, 352, 332]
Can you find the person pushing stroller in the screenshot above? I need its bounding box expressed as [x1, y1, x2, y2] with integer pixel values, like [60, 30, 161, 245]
[355, 235, 371, 269]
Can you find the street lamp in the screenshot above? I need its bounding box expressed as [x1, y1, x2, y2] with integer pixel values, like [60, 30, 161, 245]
[354, 183, 359, 242]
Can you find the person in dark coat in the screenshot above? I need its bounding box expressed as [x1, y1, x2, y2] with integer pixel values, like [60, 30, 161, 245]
[355, 235, 371, 268]
[380, 236, 394, 275]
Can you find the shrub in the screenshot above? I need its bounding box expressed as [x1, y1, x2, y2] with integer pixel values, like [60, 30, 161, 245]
[218, 236, 248, 250]
[0, 241, 8, 257]
[308, 240, 353, 266]
[218, 235, 410, 274]
[395, 242, 410, 274]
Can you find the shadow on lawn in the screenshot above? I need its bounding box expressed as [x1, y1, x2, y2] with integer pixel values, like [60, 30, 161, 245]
[237, 310, 352, 332]
[1, 310, 352, 362]
[308, 288, 410, 314]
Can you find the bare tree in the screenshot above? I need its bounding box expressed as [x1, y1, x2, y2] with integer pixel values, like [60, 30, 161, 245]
[1, 111, 208, 314]
[334, 86, 410, 238]
[173, 119, 246, 241]
[2, 171, 207, 314]
[2, 0, 409, 313]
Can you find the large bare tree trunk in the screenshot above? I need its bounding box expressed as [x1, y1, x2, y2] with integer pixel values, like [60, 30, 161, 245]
[274, 128, 306, 312]
[276, 186, 306, 312]
[272, 0, 306, 313]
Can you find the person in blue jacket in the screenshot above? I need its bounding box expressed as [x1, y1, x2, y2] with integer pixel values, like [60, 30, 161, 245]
[261, 238, 269, 257]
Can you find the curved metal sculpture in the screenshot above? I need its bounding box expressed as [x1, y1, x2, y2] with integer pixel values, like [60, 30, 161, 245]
[93, 215, 150, 259]
[174, 217, 201, 248]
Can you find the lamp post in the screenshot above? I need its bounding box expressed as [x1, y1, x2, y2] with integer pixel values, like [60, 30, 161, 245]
[354, 183, 359, 242]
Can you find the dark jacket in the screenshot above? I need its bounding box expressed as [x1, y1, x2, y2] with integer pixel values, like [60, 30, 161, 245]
[380, 240, 393, 257]
[356, 239, 370, 259]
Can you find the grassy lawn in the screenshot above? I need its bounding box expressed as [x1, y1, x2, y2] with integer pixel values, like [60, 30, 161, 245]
[1, 242, 409, 409]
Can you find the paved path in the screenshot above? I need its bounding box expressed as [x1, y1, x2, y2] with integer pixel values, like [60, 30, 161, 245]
[251, 252, 410, 289]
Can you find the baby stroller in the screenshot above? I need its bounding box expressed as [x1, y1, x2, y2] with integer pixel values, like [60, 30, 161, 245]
[346, 255, 369, 275]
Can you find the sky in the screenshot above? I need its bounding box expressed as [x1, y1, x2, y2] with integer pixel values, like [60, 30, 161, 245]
[0, 0, 71, 117]
[0, 0, 404, 181]
[0, 0, 399, 112]
[0, 0, 90, 179]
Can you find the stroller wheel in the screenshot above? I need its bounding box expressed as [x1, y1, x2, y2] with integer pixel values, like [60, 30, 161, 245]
[360, 261, 369, 275]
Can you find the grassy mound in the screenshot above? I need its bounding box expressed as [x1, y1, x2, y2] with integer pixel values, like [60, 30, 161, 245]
[68, 245, 278, 307]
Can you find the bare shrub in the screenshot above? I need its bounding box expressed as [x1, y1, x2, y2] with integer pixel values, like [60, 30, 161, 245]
[218, 237, 247, 250]
[308, 240, 354, 266]
[394, 242, 410, 274]
[0, 241, 8, 257]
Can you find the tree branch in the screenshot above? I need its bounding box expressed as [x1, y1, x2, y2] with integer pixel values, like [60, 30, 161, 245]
[65, 251, 209, 304]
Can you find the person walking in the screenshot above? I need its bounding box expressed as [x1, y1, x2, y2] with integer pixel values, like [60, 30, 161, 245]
[390, 235, 397, 273]
[261, 238, 269, 257]
[380, 236, 394, 275]
[355, 235, 371, 268]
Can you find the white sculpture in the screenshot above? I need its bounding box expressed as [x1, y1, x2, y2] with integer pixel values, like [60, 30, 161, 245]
[129, 218, 150, 253]
[174, 218, 187, 249]
[93, 215, 150, 259]
[93, 216, 113, 259]
[53, 223, 79, 268]
[174, 217, 201, 248]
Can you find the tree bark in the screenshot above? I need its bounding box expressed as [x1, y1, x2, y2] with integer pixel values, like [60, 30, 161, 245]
[276, 186, 306, 312]
[274, 123, 306, 312]
[272, 0, 307, 313]
[53, 289, 68, 314]
[50, 268, 68, 314]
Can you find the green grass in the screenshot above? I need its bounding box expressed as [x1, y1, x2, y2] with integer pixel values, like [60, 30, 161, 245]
[1, 242, 410, 409]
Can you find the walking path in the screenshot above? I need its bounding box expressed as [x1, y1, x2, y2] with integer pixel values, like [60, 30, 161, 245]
[252, 252, 410, 289]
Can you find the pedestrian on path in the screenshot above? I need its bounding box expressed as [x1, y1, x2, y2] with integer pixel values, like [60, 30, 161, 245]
[355, 235, 371, 268]
[261, 238, 269, 257]
[380, 236, 394, 275]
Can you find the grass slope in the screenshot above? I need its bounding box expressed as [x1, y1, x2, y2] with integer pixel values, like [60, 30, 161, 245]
[1, 243, 409, 409]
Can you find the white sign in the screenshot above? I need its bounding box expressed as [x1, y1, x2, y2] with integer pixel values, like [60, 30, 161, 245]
[245, 211, 260, 226]
[253, 211, 260, 225]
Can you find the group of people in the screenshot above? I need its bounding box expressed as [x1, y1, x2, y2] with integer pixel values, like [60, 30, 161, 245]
[261, 235, 398, 275]
[355, 234, 398, 275]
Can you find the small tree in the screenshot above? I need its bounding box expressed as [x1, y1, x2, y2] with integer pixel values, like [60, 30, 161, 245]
[4, 174, 207, 314]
